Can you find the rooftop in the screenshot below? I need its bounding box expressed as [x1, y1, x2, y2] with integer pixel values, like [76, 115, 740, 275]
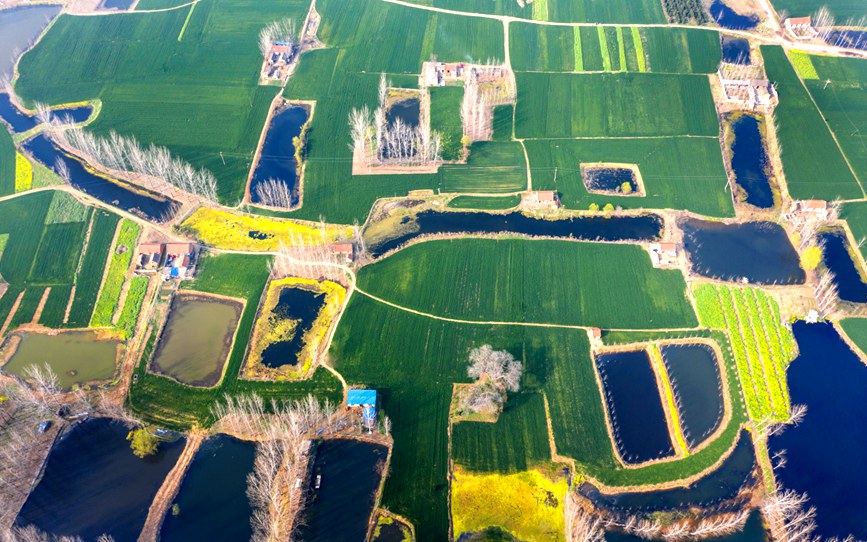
[347, 389, 377, 406]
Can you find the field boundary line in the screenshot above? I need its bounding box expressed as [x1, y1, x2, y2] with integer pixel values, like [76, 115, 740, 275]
[177, 1, 197, 41]
[75, 0, 201, 15]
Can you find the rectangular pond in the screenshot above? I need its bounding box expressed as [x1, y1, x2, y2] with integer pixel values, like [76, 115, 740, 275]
[769, 322, 867, 540]
[595, 350, 675, 465]
[660, 343, 725, 449]
[729, 114, 773, 209]
[820, 230, 867, 303]
[159, 436, 255, 542]
[582, 166, 640, 195]
[296, 439, 389, 542]
[257, 285, 326, 370]
[2, 331, 119, 389]
[721, 36, 751, 64]
[16, 418, 185, 542]
[386, 98, 420, 128]
[150, 293, 242, 387]
[681, 219, 805, 285]
[249, 105, 309, 209]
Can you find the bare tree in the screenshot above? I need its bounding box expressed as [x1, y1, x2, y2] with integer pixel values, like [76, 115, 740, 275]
[468, 344, 523, 392]
[254, 178, 294, 209]
[762, 490, 818, 542]
[566, 506, 606, 542]
[259, 18, 297, 58]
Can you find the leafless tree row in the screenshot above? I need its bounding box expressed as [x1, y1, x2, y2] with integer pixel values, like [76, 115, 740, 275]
[460, 61, 516, 143]
[348, 74, 442, 167]
[762, 490, 819, 542]
[254, 178, 295, 209]
[259, 18, 297, 58]
[211, 394, 337, 542]
[271, 240, 346, 283]
[814, 268, 839, 317]
[49, 118, 218, 201]
[611, 509, 750, 541]
[565, 504, 606, 542]
[0, 526, 114, 542]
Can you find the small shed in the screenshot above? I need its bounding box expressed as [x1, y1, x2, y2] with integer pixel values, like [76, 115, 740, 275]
[347, 389, 377, 431]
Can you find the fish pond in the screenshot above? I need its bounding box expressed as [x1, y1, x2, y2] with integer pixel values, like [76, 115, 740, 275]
[582, 166, 640, 195]
[661, 343, 725, 449]
[0, 92, 93, 134]
[258, 285, 326, 369]
[99, 0, 136, 9]
[249, 105, 309, 208]
[582, 430, 757, 514]
[21, 134, 179, 222]
[605, 510, 767, 542]
[682, 219, 804, 285]
[721, 36, 751, 64]
[159, 436, 255, 542]
[369, 210, 663, 258]
[0, 6, 61, 79]
[150, 293, 242, 387]
[16, 418, 185, 541]
[595, 350, 674, 465]
[297, 439, 389, 542]
[387, 98, 420, 128]
[819, 230, 867, 303]
[709, 0, 759, 29]
[2, 331, 119, 389]
[729, 114, 773, 209]
[769, 322, 867, 540]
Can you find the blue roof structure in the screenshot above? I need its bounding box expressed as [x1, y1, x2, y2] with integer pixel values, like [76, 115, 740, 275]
[346, 389, 377, 406]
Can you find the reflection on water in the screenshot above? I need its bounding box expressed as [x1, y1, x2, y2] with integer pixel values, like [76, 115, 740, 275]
[249, 105, 309, 208]
[0, 6, 61, 79]
[709, 0, 759, 29]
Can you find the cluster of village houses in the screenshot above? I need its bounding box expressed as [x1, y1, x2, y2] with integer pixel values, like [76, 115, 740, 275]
[263, 41, 296, 81]
[135, 242, 197, 280]
[422, 62, 509, 87]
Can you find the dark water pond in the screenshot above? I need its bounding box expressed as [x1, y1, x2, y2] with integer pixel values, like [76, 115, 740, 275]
[581, 430, 756, 514]
[100, 0, 136, 9]
[769, 322, 867, 540]
[709, 0, 759, 29]
[605, 510, 767, 542]
[826, 30, 867, 51]
[387, 98, 420, 128]
[16, 418, 185, 541]
[583, 167, 638, 194]
[369, 211, 663, 258]
[820, 231, 867, 303]
[159, 436, 255, 542]
[0, 6, 60, 79]
[682, 219, 804, 285]
[261, 286, 326, 368]
[0, 92, 93, 133]
[730, 115, 773, 209]
[596, 350, 674, 464]
[373, 520, 411, 542]
[22, 134, 179, 222]
[296, 439, 388, 542]
[721, 36, 751, 64]
[661, 344, 724, 449]
[249, 105, 308, 208]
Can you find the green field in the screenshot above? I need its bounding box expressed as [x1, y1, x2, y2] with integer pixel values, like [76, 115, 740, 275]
[429, 86, 464, 161]
[514, 72, 718, 138]
[38, 285, 74, 328]
[641, 28, 721, 74]
[127, 253, 342, 428]
[357, 239, 698, 329]
[693, 284, 796, 422]
[440, 142, 527, 193]
[803, 55, 867, 185]
[525, 137, 734, 217]
[770, 0, 866, 18]
[840, 318, 867, 358]
[66, 211, 120, 327]
[394, 0, 666, 23]
[761, 46, 861, 200]
[16, 0, 313, 203]
[452, 392, 552, 473]
[91, 219, 141, 327]
[448, 195, 521, 210]
[0, 126, 14, 197]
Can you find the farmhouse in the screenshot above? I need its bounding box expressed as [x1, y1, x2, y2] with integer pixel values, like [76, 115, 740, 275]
[135, 243, 163, 273]
[264, 41, 296, 81]
[329, 242, 354, 263]
[717, 63, 778, 112]
[784, 17, 819, 40]
[162, 243, 197, 280]
[787, 199, 830, 220]
[346, 388, 378, 432]
[648, 242, 679, 268]
[522, 190, 559, 210]
[423, 62, 466, 86]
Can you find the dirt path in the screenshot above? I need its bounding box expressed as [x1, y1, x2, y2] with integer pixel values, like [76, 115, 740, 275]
[30, 287, 51, 325]
[0, 290, 25, 339]
[137, 433, 204, 542]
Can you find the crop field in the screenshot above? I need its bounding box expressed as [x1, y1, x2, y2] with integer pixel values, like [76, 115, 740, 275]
[8, 287, 45, 329]
[840, 318, 867, 357]
[514, 73, 718, 138]
[358, 239, 697, 329]
[15, 0, 314, 203]
[641, 28, 720, 74]
[761, 46, 861, 201]
[117, 276, 149, 340]
[39, 285, 74, 329]
[429, 86, 464, 161]
[91, 219, 141, 327]
[801, 55, 867, 184]
[451, 392, 551, 473]
[128, 253, 342, 428]
[66, 211, 120, 327]
[770, 0, 866, 18]
[693, 284, 796, 422]
[30, 222, 89, 285]
[440, 142, 527, 193]
[841, 202, 867, 261]
[396, 0, 666, 23]
[0, 127, 13, 197]
[448, 195, 521, 210]
[525, 137, 734, 217]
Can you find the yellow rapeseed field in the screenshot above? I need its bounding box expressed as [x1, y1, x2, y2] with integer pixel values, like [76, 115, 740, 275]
[181, 207, 353, 251]
[15, 153, 33, 192]
[451, 468, 567, 542]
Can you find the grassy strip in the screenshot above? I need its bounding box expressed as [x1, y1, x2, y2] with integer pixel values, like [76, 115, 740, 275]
[15, 153, 32, 193]
[632, 27, 646, 72]
[616, 26, 627, 72]
[67, 211, 120, 327]
[0, 128, 13, 196]
[447, 195, 521, 210]
[531, 0, 548, 21]
[177, 1, 197, 41]
[573, 26, 583, 71]
[91, 220, 141, 327]
[598, 26, 612, 71]
[117, 276, 149, 340]
[649, 345, 689, 456]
